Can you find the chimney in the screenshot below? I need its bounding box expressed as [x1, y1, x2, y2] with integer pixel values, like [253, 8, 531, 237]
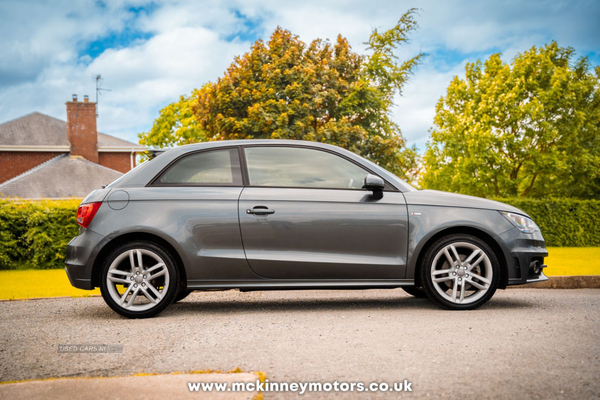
[66, 94, 98, 163]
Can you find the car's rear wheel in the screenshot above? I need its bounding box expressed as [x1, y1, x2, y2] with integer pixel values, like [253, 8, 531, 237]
[100, 241, 179, 318]
[401, 286, 428, 298]
[421, 234, 499, 310]
[174, 289, 193, 303]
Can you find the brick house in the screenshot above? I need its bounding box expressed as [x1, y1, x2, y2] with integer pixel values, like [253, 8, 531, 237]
[0, 95, 146, 198]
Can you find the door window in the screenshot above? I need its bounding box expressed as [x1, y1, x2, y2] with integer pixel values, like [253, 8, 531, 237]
[244, 146, 369, 189]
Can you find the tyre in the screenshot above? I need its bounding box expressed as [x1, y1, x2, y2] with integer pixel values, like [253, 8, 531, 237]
[100, 241, 179, 318]
[420, 234, 499, 310]
[401, 286, 428, 298]
[174, 289, 193, 303]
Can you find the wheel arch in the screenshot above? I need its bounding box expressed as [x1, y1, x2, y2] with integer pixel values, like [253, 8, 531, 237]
[411, 226, 509, 290]
[91, 231, 188, 290]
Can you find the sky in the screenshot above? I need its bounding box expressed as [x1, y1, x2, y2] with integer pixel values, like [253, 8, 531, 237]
[0, 0, 598, 152]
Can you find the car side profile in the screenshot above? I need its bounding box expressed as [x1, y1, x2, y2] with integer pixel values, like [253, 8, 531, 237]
[65, 140, 548, 318]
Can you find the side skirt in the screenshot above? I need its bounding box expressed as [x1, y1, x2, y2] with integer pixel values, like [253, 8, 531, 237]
[186, 279, 415, 292]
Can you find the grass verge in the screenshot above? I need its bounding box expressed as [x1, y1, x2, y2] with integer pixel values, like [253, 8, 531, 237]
[544, 247, 600, 276]
[0, 269, 100, 300]
[0, 247, 597, 300]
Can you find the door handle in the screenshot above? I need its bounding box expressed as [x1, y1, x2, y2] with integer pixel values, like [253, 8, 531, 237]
[246, 206, 275, 216]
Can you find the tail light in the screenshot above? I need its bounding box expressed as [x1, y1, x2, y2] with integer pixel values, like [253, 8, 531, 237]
[76, 202, 102, 228]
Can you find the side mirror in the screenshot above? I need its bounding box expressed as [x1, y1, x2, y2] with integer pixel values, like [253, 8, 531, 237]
[363, 174, 385, 199]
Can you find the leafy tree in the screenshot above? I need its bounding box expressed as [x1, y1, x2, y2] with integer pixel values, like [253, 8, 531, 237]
[139, 95, 206, 148]
[140, 10, 423, 180]
[421, 42, 600, 199]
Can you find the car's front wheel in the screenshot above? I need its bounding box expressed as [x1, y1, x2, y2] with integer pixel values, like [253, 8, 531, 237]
[401, 286, 428, 298]
[100, 241, 179, 318]
[421, 234, 499, 310]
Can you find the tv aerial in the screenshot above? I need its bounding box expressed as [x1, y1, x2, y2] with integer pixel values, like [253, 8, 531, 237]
[93, 74, 111, 117]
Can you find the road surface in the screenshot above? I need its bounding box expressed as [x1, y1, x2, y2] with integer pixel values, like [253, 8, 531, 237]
[1, 288, 598, 399]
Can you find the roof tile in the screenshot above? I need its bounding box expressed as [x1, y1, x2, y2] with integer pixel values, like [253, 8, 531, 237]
[0, 112, 144, 148]
[0, 155, 123, 199]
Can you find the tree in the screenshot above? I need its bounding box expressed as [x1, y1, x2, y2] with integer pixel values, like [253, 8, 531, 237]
[421, 42, 600, 198]
[139, 95, 206, 148]
[139, 10, 423, 181]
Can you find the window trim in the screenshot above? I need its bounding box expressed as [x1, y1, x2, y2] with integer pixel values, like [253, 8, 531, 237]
[240, 144, 399, 192]
[148, 146, 244, 187]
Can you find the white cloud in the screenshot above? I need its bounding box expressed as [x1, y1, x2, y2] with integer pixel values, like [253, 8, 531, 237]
[0, 0, 253, 143]
[87, 25, 249, 138]
[393, 60, 467, 152]
[0, 0, 598, 148]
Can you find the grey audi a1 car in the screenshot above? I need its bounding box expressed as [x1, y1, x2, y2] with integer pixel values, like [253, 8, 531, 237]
[66, 140, 548, 318]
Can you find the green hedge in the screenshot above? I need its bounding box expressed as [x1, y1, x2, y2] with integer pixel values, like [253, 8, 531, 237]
[495, 198, 600, 247]
[0, 198, 598, 270]
[0, 200, 79, 270]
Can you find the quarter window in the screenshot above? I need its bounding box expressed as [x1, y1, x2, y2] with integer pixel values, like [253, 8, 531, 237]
[244, 147, 370, 189]
[156, 148, 242, 185]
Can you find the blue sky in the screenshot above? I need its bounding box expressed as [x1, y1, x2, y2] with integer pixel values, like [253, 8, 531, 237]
[0, 0, 598, 152]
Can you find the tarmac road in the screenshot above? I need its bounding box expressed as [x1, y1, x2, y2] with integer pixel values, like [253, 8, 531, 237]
[1, 288, 599, 399]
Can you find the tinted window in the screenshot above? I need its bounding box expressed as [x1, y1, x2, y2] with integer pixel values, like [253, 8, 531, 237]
[244, 147, 369, 189]
[157, 148, 242, 185]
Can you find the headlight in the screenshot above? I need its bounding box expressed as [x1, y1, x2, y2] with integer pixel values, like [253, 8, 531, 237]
[500, 212, 539, 234]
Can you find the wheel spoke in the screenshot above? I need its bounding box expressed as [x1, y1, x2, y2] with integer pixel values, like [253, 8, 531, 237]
[119, 284, 135, 305]
[126, 287, 141, 307]
[128, 250, 136, 271]
[146, 282, 163, 300]
[140, 286, 157, 303]
[109, 270, 132, 277]
[464, 249, 481, 265]
[145, 262, 164, 275]
[433, 276, 455, 283]
[469, 273, 490, 285]
[449, 245, 461, 264]
[136, 250, 144, 271]
[466, 277, 487, 290]
[443, 248, 455, 266]
[432, 268, 453, 276]
[459, 280, 466, 302]
[149, 268, 166, 280]
[451, 278, 458, 302]
[108, 276, 129, 284]
[469, 253, 486, 270]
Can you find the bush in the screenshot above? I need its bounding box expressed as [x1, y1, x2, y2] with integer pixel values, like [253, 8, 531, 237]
[0, 199, 80, 270]
[495, 198, 600, 247]
[0, 197, 597, 270]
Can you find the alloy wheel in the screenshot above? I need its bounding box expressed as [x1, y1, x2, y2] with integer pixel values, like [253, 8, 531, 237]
[105, 248, 171, 312]
[429, 241, 493, 305]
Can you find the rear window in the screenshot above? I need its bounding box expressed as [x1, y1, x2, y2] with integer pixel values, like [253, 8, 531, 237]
[155, 148, 242, 186]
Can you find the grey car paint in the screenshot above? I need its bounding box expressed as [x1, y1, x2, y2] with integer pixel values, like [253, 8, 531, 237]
[239, 187, 408, 280]
[65, 139, 548, 293]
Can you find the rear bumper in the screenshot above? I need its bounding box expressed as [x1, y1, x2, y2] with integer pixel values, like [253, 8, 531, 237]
[65, 229, 106, 290]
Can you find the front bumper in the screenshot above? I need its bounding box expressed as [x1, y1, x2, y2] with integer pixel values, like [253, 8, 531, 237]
[524, 271, 549, 284]
[496, 228, 549, 286]
[65, 228, 106, 290]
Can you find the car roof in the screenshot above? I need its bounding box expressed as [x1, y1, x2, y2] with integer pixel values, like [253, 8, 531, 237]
[167, 139, 345, 151]
[148, 140, 349, 160]
[109, 139, 415, 192]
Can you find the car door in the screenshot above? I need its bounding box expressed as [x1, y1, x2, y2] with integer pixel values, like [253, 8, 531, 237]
[238, 145, 409, 280]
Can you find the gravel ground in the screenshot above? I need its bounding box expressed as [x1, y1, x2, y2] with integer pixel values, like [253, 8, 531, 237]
[1, 288, 599, 399]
